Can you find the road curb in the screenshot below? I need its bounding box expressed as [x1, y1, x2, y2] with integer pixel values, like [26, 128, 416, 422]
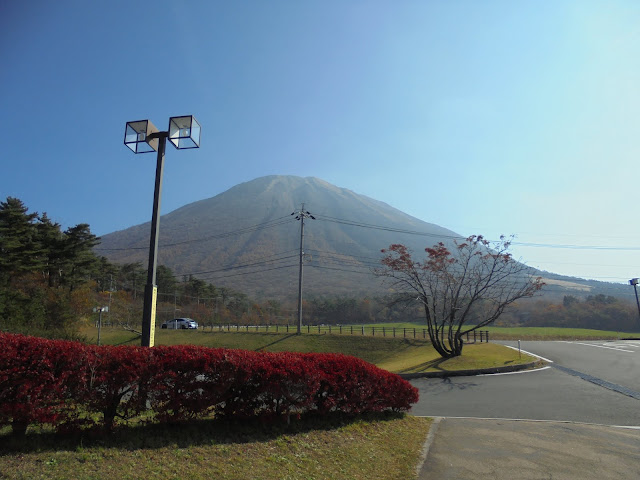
[414, 416, 442, 479]
[397, 360, 543, 379]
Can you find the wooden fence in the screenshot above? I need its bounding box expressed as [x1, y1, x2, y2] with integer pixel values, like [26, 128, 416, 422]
[196, 323, 491, 343]
[97, 321, 490, 343]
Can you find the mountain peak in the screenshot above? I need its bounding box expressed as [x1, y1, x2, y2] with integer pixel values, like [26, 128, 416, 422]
[97, 176, 460, 299]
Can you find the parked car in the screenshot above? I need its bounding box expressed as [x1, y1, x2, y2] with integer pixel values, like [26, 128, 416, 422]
[161, 318, 198, 329]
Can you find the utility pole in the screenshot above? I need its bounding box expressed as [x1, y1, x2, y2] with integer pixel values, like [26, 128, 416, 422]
[292, 204, 315, 334]
[108, 275, 114, 324]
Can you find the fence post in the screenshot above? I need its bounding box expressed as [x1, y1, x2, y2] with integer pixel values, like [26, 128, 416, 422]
[486, 331, 490, 342]
[329, 325, 332, 334]
[383, 327, 385, 337]
[286, 324, 289, 333]
[473, 330, 477, 342]
[413, 328, 416, 339]
[362, 325, 364, 336]
[393, 327, 396, 338]
[372, 327, 375, 337]
[423, 329, 426, 339]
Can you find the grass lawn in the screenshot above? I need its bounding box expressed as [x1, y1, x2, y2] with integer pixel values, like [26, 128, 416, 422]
[355, 323, 638, 341]
[0, 414, 431, 480]
[84, 326, 537, 374]
[1, 326, 546, 478]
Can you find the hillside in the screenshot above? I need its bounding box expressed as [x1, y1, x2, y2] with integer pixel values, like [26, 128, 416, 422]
[96, 176, 462, 299]
[96, 175, 632, 302]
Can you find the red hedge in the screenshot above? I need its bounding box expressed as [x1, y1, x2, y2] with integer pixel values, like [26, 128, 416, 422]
[0, 333, 419, 433]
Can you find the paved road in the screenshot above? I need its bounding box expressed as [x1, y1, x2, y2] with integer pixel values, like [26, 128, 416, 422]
[410, 340, 640, 426]
[417, 418, 640, 480]
[503, 339, 640, 393]
[412, 340, 640, 479]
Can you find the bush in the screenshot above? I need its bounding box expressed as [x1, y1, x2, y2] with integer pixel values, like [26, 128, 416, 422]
[0, 334, 83, 434]
[0, 333, 419, 434]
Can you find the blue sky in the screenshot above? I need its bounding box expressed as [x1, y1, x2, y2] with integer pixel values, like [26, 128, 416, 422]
[1, 1, 639, 284]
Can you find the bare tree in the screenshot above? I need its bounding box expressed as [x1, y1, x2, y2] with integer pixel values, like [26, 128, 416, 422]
[377, 235, 544, 358]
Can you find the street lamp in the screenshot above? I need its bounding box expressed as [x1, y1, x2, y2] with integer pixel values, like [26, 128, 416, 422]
[124, 115, 201, 347]
[93, 306, 109, 346]
[630, 278, 640, 326]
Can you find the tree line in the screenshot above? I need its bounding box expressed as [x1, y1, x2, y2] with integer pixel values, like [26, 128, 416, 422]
[0, 197, 252, 338]
[498, 294, 640, 332]
[2, 196, 637, 342]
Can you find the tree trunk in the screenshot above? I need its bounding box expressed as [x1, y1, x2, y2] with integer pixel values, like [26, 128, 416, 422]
[430, 328, 464, 358]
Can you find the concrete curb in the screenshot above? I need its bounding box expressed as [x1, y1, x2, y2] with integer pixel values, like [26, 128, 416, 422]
[414, 416, 442, 479]
[397, 360, 543, 379]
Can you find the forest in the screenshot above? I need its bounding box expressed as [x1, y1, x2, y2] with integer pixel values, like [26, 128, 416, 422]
[1, 196, 638, 339]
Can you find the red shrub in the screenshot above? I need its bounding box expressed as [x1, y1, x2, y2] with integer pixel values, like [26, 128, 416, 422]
[0, 333, 419, 433]
[308, 353, 418, 415]
[146, 345, 243, 423]
[0, 333, 82, 434]
[78, 344, 154, 430]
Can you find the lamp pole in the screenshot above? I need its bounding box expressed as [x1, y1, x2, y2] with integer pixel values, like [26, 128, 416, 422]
[124, 116, 201, 347]
[94, 306, 108, 346]
[141, 132, 167, 347]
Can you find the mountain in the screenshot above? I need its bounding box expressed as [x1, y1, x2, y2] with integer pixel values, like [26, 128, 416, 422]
[96, 175, 632, 302]
[96, 176, 462, 299]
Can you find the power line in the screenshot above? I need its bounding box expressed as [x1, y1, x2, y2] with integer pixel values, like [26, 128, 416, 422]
[95, 216, 293, 251]
[173, 251, 299, 277]
[196, 263, 298, 281]
[315, 214, 640, 252]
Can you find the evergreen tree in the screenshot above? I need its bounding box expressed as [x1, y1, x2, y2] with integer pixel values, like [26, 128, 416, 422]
[0, 197, 43, 278]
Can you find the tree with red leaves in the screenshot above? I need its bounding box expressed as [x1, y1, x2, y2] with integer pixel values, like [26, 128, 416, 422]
[378, 236, 544, 358]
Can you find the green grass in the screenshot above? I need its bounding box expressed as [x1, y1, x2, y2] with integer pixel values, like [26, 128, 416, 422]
[1, 325, 546, 478]
[377, 343, 536, 374]
[481, 326, 638, 340]
[0, 414, 431, 480]
[355, 323, 638, 340]
[84, 326, 536, 374]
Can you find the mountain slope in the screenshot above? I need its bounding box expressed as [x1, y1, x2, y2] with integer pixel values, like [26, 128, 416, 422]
[97, 176, 462, 299]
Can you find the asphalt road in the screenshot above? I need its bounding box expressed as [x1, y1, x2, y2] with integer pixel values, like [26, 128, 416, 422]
[417, 418, 640, 480]
[409, 340, 640, 426]
[503, 339, 640, 393]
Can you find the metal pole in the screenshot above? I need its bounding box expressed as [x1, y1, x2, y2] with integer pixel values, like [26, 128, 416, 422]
[296, 209, 305, 334]
[97, 308, 102, 346]
[634, 284, 640, 328]
[141, 133, 167, 347]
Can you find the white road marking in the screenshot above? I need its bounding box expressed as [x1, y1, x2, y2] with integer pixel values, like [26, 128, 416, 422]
[558, 341, 634, 353]
[411, 415, 640, 429]
[477, 366, 551, 376]
[503, 345, 554, 363]
[609, 342, 640, 348]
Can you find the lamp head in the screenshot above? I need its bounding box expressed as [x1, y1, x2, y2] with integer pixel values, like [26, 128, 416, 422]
[124, 120, 160, 153]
